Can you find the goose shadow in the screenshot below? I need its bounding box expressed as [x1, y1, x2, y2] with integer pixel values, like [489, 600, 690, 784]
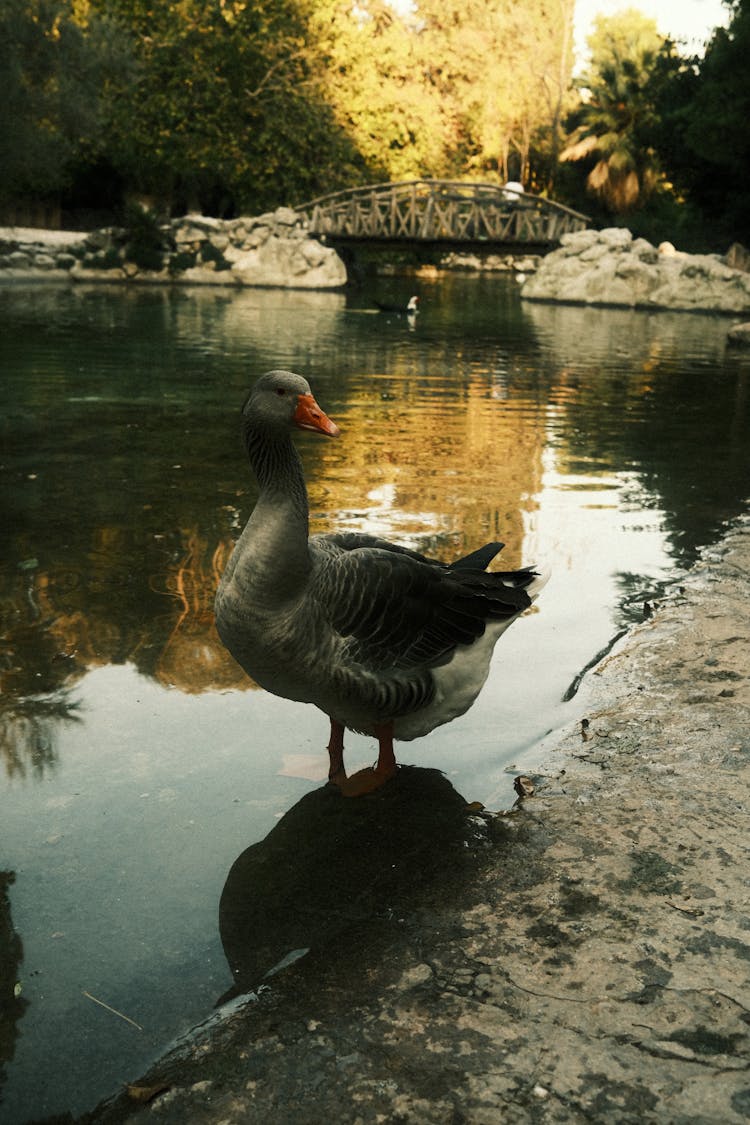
[218, 766, 489, 1002]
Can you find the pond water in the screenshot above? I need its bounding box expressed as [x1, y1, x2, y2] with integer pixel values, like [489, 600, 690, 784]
[1, 274, 748, 1120]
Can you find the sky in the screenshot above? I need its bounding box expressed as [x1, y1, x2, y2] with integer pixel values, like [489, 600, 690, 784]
[574, 0, 731, 60]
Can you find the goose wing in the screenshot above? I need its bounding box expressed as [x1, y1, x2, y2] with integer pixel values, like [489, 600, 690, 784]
[310, 534, 535, 672]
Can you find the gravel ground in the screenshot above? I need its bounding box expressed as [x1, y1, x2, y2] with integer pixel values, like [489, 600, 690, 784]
[82, 516, 750, 1125]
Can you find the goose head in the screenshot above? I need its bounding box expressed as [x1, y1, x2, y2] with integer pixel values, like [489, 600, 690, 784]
[242, 369, 340, 439]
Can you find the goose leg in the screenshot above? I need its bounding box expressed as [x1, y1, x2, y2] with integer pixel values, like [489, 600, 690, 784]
[373, 723, 397, 779]
[326, 718, 346, 784]
[337, 722, 397, 798]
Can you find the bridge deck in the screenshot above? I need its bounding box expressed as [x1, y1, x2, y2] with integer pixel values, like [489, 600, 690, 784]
[297, 180, 588, 249]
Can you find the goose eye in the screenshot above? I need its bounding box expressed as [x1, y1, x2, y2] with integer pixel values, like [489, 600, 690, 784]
[275, 388, 286, 396]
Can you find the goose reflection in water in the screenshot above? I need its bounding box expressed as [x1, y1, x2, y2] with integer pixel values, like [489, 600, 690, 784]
[218, 767, 486, 1001]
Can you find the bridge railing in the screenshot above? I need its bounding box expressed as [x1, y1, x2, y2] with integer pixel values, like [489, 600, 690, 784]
[297, 180, 589, 245]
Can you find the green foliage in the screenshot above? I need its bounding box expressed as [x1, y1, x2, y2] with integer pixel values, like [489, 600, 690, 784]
[318, 0, 576, 189]
[0, 0, 126, 203]
[87, 246, 122, 269]
[121, 203, 168, 271]
[199, 242, 231, 270]
[5, 0, 746, 252]
[561, 9, 666, 214]
[89, 0, 372, 214]
[648, 0, 750, 245]
[168, 250, 197, 274]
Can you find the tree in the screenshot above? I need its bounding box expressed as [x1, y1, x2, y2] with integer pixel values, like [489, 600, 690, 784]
[87, 0, 371, 214]
[560, 8, 666, 214]
[1, 0, 583, 218]
[413, 0, 576, 186]
[0, 0, 123, 208]
[649, 0, 750, 245]
[313, 0, 447, 182]
[315, 0, 576, 188]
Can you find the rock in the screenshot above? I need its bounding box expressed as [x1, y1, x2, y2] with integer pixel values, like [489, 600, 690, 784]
[727, 321, 750, 346]
[521, 228, 750, 314]
[180, 213, 223, 232]
[85, 229, 115, 251]
[438, 251, 541, 272]
[179, 265, 239, 286]
[600, 227, 633, 248]
[513, 256, 539, 273]
[6, 251, 31, 267]
[208, 233, 230, 253]
[238, 227, 271, 251]
[69, 263, 128, 282]
[174, 225, 208, 246]
[559, 229, 600, 254]
[0, 210, 347, 290]
[268, 206, 302, 228]
[229, 234, 346, 289]
[724, 242, 750, 272]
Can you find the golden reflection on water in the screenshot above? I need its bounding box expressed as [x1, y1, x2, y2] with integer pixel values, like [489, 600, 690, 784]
[150, 533, 248, 692]
[2, 281, 746, 784]
[0, 366, 547, 780]
[310, 370, 544, 567]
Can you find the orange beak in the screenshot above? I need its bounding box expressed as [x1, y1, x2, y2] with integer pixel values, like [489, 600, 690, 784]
[294, 392, 341, 437]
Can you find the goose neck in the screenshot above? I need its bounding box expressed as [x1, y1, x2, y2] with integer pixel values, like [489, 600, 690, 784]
[245, 426, 309, 519]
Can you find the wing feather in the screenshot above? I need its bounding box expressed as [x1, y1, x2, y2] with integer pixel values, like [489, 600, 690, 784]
[309, 534, 536, 673]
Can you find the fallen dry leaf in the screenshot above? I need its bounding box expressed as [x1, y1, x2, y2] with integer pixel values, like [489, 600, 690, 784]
[513, 776, 535, 799]
[126, 1082, 171, 1104]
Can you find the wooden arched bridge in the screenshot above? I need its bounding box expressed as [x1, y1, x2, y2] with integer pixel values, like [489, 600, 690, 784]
[296, 180, 588, 252]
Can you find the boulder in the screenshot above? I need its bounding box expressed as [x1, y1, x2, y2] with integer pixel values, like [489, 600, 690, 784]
[228, 233, 346, 289]
[521, 228, 750, 314]
[727, 321, 750, 347]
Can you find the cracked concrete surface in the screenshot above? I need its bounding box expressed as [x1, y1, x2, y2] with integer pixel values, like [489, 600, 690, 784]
[85, 518, 750, 1125]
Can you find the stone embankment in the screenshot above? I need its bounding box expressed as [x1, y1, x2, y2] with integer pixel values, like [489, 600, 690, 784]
[439, 251, 541, 273]
[0, 208, 346, 289]
[85, 518, 750, 1125]
[521, 227, 750, 314]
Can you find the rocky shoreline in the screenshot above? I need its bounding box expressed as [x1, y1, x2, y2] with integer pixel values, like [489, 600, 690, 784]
[0, 209, 346, 289]
[82, 515, 750, 1125]
[4, 219, 750, 318]
[521, 227, 750, 314]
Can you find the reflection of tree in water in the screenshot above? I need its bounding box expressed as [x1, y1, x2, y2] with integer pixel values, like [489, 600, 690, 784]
[0, 564, 86, 779]
[525, 302, 750, 564]
[0, 693, 80, 779]
[0, 871, 27, 1101]
[139, 530, 249, 692]
[0, 526, 248, 777]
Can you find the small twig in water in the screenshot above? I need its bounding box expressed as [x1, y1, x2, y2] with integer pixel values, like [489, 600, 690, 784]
[83, 990, 143, 1030]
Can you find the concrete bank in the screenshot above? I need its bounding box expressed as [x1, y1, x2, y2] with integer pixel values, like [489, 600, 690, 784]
[86, 518, 750, 1125]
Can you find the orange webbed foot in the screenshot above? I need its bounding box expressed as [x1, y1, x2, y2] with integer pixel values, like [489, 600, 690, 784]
[335, 763, 397, 798]
[326, 719, 397, 797]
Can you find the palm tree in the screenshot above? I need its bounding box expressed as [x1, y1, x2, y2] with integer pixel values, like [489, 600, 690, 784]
[561, 11, 665, 214]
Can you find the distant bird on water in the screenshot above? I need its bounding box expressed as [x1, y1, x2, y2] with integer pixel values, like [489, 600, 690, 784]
[214, 369, 547, 796]
[374, 295, 419, 316]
